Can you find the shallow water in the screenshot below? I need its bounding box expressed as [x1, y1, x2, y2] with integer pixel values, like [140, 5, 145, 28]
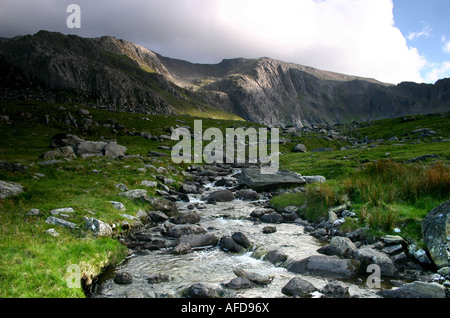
[92, 171, 382, 298]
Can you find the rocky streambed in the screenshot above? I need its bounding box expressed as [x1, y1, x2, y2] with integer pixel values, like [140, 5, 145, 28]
[91, 163, 448, 299]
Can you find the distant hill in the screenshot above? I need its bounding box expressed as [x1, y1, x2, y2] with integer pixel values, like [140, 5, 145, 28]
[1, 30, 449, 126]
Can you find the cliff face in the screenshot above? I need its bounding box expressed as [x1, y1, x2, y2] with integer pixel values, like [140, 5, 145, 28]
[1, 31, 449, 126]
[0, 31, 193, 115]
[166, 56, 449, 127]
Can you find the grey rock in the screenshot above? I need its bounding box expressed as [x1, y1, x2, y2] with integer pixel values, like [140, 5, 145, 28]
[382, 244, 404, 255]
[317, 236, 358, 258]
[378, 281, 446, 298]
[231, 232, 252, 249]
[176, 233, 219, 248]
[0, 180, 24, 199]
[263, 226, 277, 234]
[174, 211, 201, 224]
[50, 134, 84, 149]
[355, 247, 397, 277]
[75, 141, 107, 157]
[45, 216, 77, 229]
[148, 211, 169, 223]
[181, 183, 197, 194]
[293, 143, 307, 153]
[286, 255, 361, 279]
[26, 208, 41, 217]
[173, 243, 191, 255]
[207, 189, 235, 202]
[260, 212, 283, 224]
[303, 176, 327, 184]
[84, 217, 113, 237]
[147, 273, 173, 284]
[104, 141, 127, 158]
[115, 183, 128, 191]
[50, 207, 75, 216]
[166, 224, 207, 238]
[145, 196, 177, 214]
[45, 228, 60, 237]
[183, 283, 224, 298]
[282, 277, 317, 297]
[422, 200, 450, 268]
[381, 235, 406, 245]
[148, 151, 168, 157]
[225, 277, 256, 290]
[114, 272, 133, 285]
[264, 250, 288, 265]
[140, 180, 158, 188]
[235, 189, 260, 201]
[238, 167, 306, 191]
[109, 201, 126, 211]
[119, 189, 148, 200]
[42, 146, 76, 159]
[320, 280, 351, 298]
[219, 236, 247, 253]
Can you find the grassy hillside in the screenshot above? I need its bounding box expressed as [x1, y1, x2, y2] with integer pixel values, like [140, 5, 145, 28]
[275, 112, 450, 242]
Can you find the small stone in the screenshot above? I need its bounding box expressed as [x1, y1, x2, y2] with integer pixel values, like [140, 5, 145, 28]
[45, 229, 60, 237]
[109, 201, 126, 211]
[114, 272, 133, 285]
[26, 209, 41, 217]
[263, 226, 277, 234]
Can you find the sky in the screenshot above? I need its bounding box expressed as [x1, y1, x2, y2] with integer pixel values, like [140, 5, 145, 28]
[0, 0, 449, 85]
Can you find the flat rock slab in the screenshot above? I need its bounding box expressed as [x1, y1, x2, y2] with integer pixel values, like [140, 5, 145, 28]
[238, 167, 306, 191]
[285, 255, 361, 279]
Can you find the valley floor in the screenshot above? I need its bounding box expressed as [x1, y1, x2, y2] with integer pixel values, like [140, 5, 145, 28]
[0, 100, 449, 297]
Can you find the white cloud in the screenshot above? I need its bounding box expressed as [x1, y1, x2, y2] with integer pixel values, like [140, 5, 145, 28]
[407, 22, 433, 41]
[0, 0, 428, 84]
[424, 61, 450, 83]
[442, 36, 450, 54]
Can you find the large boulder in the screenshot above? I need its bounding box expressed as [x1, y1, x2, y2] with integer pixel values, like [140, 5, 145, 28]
[282, 277, 317, 297]
[378, 281, 446, 298]
[50, 133, 84, 148]
[317, 236, 358, 258]
[104, 141, 127, 158]
[75, 141, 107, 157]
[42, 146, 76, 159]
[422, 200, 450, 269]
[285, 255, 361, 279]
[354, 247, 397, 277]
[238, 167, 306, 191]
[0, 180, 24, 199]
[175, 233, 219, 248]
[233, 267, 274, 285]
[206, 189, 235, 202]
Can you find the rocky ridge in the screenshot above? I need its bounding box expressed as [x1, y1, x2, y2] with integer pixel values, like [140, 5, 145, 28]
[1, 31, 449, 127]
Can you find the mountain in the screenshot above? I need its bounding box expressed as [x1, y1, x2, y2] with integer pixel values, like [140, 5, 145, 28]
[1, 30, 449, 126]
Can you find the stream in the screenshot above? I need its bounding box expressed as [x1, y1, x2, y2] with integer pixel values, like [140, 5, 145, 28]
[91, 166, 383, 298]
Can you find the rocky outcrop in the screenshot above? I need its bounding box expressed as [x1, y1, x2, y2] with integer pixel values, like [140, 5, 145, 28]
[422, 200, 450, 269]
[43, 134, 127, 159]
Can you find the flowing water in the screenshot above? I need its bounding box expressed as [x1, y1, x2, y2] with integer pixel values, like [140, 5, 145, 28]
[92, 168, 381, 298]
